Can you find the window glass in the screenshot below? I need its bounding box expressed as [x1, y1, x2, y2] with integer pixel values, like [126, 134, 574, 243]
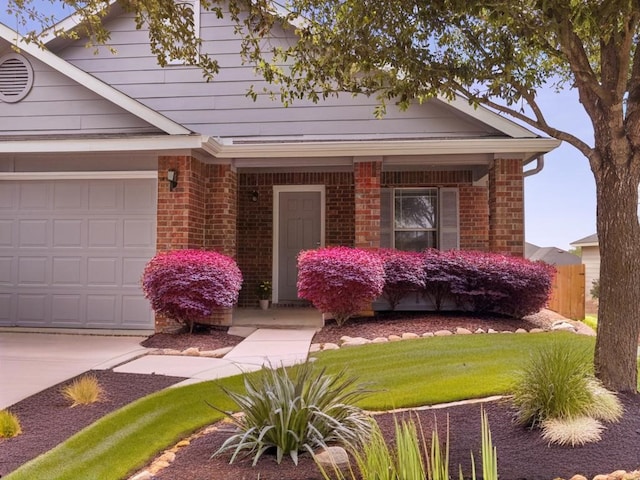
[393, 188, 438, 251]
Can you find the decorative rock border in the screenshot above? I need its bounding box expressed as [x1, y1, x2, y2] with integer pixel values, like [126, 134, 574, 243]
[310, 320, 580, 352]
[149, 346, 234, 358]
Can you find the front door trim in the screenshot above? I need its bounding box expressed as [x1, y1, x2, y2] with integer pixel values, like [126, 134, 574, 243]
[272, 185, 325, 303]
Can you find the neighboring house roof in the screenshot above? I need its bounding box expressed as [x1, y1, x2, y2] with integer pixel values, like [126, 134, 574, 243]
[570, 233, 599, 247]
[0, 22, 191, 136]
[525, 242, 581, 265]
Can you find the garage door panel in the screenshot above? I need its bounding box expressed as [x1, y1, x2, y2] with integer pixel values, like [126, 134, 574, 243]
[122, 295, 153, 326]
[87, 257, 119, 285]
[88, 219, 119, 247]
[123, 258, 147, 286]
[52, 257, 83, 285]
[0, 220, 13, 246]
[52, 295, 83, 325]
[54, 183, 85, 210]
[0, 257, 12, 283]
[0, 178, 156, 329]
[86, 295, 118, 324]
[53, 220, 83, 247]
[18, 257, 48, 285]
[19, 183, 51, 209]
[17, 294, 48, 323]
[125, 181, 156, 212]
[0, 183, 16, 208]
[19, 220, 48, 247]
[0, 295, 10, 322]
[89, 182, 121, 210]
[124, 219, 154, 247]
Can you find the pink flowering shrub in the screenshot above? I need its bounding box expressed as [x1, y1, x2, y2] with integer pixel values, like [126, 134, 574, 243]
[142, 249, 242, 332]
[377, 249, 426, 310]
[440, 250, 555, 317]
[297, 247, 384, 325]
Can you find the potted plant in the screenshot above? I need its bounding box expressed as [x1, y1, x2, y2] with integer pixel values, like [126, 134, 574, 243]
[257, 280, 272, 310]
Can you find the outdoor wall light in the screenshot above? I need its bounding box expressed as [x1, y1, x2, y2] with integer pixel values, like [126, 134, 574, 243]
[167, 169, 178, 191]
[250, 190, 259, 202]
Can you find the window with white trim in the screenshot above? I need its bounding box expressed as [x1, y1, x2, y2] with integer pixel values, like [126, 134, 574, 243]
[381, 187, 459, 251]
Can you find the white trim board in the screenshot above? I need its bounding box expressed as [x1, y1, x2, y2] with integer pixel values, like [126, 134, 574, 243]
[0, 171, 157, 181]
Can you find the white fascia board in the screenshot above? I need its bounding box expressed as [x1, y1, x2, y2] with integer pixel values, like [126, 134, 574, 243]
[202, 137, 561, 159]
[0, 24, 191, 136]
[0, 135, 203, 153]
[438, 94, 538, 138]
[0, 171, 157, 180]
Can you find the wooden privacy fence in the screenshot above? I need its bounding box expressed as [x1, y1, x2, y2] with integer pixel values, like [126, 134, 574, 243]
[548, 264, 585, 320]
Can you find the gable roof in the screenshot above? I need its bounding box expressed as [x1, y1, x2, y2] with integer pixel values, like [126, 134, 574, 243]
[525, 242, 581, 265]
[0, 22, 191, 136]
[570, 233, 598, 247]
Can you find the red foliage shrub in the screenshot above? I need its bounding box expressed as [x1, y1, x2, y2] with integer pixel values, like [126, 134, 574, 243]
[297, 247, 385, 325]
[142, 249, 243, 331]
[439, 250, 555, 317]
[377, 249, 426, 310]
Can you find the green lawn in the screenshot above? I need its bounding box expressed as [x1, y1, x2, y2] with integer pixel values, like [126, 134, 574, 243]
[5, 331, 596, 480]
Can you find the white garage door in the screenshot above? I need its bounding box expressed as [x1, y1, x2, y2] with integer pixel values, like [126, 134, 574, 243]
[0, 178, 157, 329]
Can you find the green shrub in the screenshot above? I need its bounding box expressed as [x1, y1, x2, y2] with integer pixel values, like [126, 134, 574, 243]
[511, 342, 621, 428]
[0, 410, 22, 438]
[590, 278, 600, 299]
[213, 362, 373, 465]
[61, 374, 104, 407]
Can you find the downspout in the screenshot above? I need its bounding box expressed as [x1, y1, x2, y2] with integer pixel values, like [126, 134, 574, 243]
[523, 155, 545, 177]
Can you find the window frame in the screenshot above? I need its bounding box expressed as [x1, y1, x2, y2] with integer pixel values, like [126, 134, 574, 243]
[392, 187, 439, 251]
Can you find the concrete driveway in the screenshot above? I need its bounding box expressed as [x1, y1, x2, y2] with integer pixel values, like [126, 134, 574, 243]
[0, 332, 147, 409]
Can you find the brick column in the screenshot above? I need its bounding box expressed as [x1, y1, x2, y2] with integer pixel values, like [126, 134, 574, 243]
[205, 163, 237, 257]
[157, 155, 207, 251]
[354, 159, 382, 249]
[488, 157, 524, 256]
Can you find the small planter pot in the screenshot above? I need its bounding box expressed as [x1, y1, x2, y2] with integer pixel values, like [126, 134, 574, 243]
[259, 299, 270, 310]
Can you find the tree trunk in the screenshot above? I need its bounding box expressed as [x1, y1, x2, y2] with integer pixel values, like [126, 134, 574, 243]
[593, 153, 640, 392]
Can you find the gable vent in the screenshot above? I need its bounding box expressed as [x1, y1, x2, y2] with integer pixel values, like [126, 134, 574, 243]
[0, 54, 34, 103]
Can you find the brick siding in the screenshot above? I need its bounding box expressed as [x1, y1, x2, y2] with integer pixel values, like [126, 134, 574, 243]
[488, 158, 524, 256]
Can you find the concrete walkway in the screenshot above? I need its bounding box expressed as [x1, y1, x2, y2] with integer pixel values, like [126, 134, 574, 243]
[113, 328, 316, 388]
[0, 332, 147, 410]
[0, 328, 316, 409]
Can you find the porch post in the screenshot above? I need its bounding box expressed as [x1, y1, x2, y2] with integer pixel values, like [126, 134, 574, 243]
[488, 156, 524, 256]
[205, 163, 238, 258]
[157, 155, 206, 251]
[354, 158, 382, 249]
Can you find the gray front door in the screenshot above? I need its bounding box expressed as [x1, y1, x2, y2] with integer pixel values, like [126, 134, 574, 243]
[278, 191, 321, 302]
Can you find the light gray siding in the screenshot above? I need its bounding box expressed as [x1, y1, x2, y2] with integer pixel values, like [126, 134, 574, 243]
[581, 246, 600, 298]
[0, 44, 163, 136]
[55, 8, 506, 140]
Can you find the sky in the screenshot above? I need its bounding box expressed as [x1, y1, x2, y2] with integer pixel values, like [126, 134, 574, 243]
[1, 3, 598, 251]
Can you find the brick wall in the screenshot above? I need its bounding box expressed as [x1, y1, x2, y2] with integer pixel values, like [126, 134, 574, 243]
[354, 161, 382, 248]
[157, 156, 207, 251]
[205, 164, 237, 257]
[381, 170, 489, 251]
[488, 158, 524, 256]
[237, 171, 354, 306]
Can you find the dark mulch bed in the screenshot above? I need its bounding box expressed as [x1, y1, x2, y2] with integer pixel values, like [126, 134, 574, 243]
[0, 371, 185, 477]
[3, 311, 629, 480]
[153, 394, 640, 480]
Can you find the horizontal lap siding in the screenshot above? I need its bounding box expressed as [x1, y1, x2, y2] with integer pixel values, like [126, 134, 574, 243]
[56, 8, 502, 139]
[0, 54, 161, 136]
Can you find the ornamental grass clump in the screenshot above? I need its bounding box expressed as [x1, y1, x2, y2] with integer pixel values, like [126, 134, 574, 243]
[61, 374, 104, 407]
[142, 249, 242, 332]
[212, 362, 373, 466]
[0, 410, 22, 438]
[297, 247, 384, 325]
[511, 342, 622, 446]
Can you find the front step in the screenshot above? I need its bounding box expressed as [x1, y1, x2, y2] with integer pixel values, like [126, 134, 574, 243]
[231, 307, 324, 330]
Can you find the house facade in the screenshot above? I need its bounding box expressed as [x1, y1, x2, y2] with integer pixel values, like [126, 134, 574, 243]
[0, 4, 560, 332]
